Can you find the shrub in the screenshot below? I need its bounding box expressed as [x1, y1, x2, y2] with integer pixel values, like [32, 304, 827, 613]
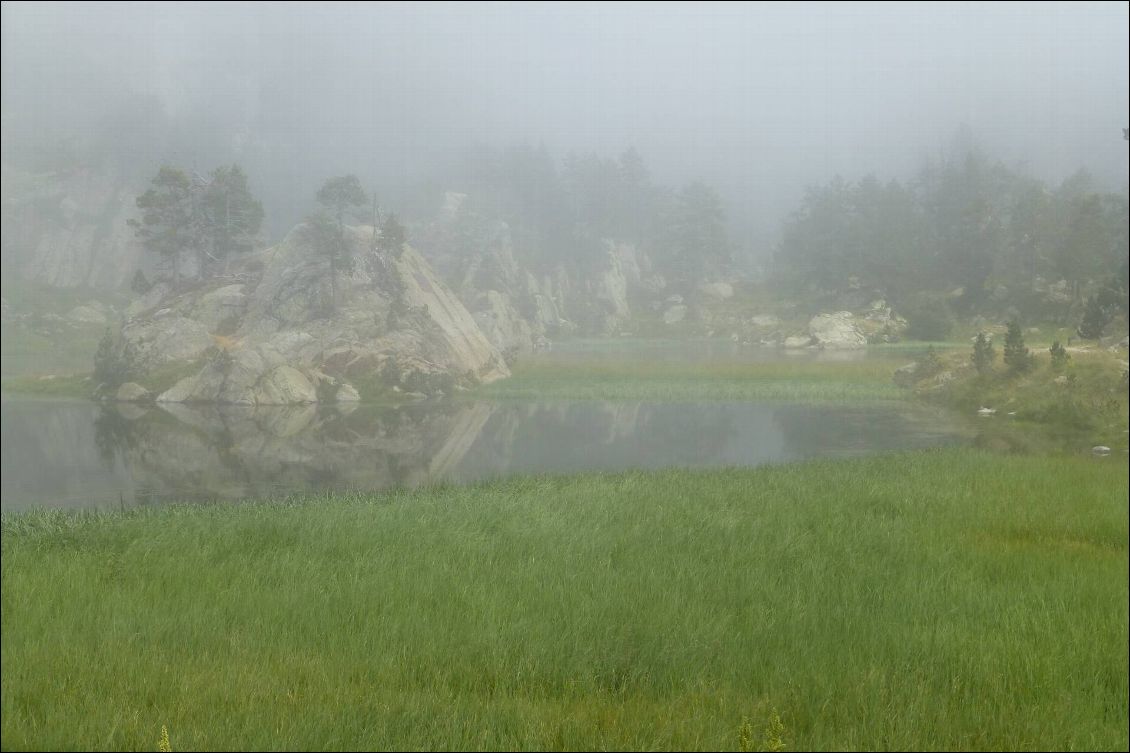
[1049, 340, 1070, 371]
[919, 345, 945, 380]
[93, 329, 144, 391]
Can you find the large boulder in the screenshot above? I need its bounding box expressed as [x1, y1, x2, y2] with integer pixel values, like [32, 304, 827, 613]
[256, 365, 318, 405]
[121, 315, 214, 369]
[115, 382, 151, 402]
[68, 303, 108, 325]
[125, 282, 172, 319]
[663, 304, 688, 324]
[589, 245, 631, 331]
[394, 244, 510, 383]
[138, 223, 508, 405]
[809, 311, 868, 349]
[783, 335, 814, 349]
[157, 349, 315, 406]
[335, 382, 361, 402]
[190, 284, 246, 331]
[697, 281, 734, 300]
[749, 314, 780, 328]
[893, 362, 920, 387]
[472, 289, 535, 357]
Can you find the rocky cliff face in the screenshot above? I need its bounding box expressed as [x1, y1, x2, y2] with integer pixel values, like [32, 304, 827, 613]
[117, 223, 508, 405]
[413, 194, 667, 354]
[1, 165, 145, 290]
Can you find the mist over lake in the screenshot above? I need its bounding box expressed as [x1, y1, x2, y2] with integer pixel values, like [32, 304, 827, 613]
[2, 3, 1127, 751]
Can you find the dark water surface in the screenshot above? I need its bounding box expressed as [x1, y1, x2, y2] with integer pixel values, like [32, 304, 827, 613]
[1, 394, 971, 511]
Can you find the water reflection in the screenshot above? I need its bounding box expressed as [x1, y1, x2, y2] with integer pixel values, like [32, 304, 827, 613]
[1, 396, 973, 511]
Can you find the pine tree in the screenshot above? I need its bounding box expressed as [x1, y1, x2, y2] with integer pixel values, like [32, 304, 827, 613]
[198, 164, 264, 273]
[304, 211, 353, 313]
[128, 166, 196, 286]
[316, 175, 367, 235]
[920, 345, 944, 379]
[1076, 294, 1111, 339]
[971, 332, 995, 374]
[131, 164, 262, 283]
[378, 213, 407, 258]
[130, 269, 152, 295]
[311, 176, 367, 312]
[1003, 321, 1033, 374]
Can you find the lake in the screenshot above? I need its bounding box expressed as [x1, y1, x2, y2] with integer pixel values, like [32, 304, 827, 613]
[1, 391, 971, 511]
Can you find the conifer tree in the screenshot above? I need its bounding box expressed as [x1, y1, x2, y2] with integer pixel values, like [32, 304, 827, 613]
[971, 332, 995, 374]
[1003, 321, 1033, 374]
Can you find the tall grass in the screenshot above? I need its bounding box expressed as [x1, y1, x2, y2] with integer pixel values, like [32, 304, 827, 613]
[927, 348, 1130, 451]
[480, 355, 904, 402]
[3, 449, 1126, 750]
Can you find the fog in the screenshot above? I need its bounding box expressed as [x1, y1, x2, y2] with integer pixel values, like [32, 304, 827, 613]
[3, 1, 1127, 256]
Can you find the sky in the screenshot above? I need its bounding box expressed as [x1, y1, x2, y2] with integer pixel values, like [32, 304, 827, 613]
[2, 1, 1128, 253]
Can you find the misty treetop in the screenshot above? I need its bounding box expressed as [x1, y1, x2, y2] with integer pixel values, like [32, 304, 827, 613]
[129, 163, 263, 284]
[378, 214, 407, 258]
[127, 166, 197, 284]
[433, 144, 731, 289]
[199, 165, 264, 261]
[316, 174, 368, 229]
[302, 210, 353, 312]
[775, 148, 1128, 324]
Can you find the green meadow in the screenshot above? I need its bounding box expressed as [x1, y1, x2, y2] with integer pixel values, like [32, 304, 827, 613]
[3, 450, 1127, 751]
[481, 350, 905, 402]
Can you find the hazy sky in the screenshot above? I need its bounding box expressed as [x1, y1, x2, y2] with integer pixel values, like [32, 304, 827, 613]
[3, 1, 1128, 251]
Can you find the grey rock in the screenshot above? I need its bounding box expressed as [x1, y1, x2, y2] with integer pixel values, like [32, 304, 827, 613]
[808, 311, 867, 349]
[783, 335, 813, 349]
[67, 304, 107, 325]
[190, 284, 246, 331]
[335, 383, 361, 402]
[749, 314, 780, 328]
[893, 362, 920, 387]
[697, 281, 734, 299]
[3, 166, 146, 290]
[662, 304, 688, 324]
[140, 223, 508, 405]
[115, 382, 151, 402]
[256, 365, 317, 405]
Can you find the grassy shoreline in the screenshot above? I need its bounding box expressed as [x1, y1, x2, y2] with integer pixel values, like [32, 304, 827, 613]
[4, 449, 1126, 751]
[479, 353, 906, 402]
[913, 346, 1130, 452]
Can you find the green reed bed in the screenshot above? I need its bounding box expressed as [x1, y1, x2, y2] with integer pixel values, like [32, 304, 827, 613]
[480, 356, 905, 402]
[3, 449, 1126, 751]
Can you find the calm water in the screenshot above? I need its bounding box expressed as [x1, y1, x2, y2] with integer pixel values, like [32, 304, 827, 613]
[1, 393, 972, 511]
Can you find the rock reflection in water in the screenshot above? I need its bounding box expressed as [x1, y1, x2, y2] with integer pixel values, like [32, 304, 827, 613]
[1, 396, 971, 510]
[94, 400, 495, 504]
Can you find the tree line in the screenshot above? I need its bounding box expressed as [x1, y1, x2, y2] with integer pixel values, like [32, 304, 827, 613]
[130, 167, 405, 305]
[435, 144, 731, 288]
[131, 147, 733, 296]
[774, 145, 1128, 330]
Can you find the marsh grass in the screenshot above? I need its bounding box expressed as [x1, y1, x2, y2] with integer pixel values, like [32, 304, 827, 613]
[0, 373, 92, 397]
[3, 449, 1126, 750]
[480, 353, 905, 402]
[928, 348, 1130, 450]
